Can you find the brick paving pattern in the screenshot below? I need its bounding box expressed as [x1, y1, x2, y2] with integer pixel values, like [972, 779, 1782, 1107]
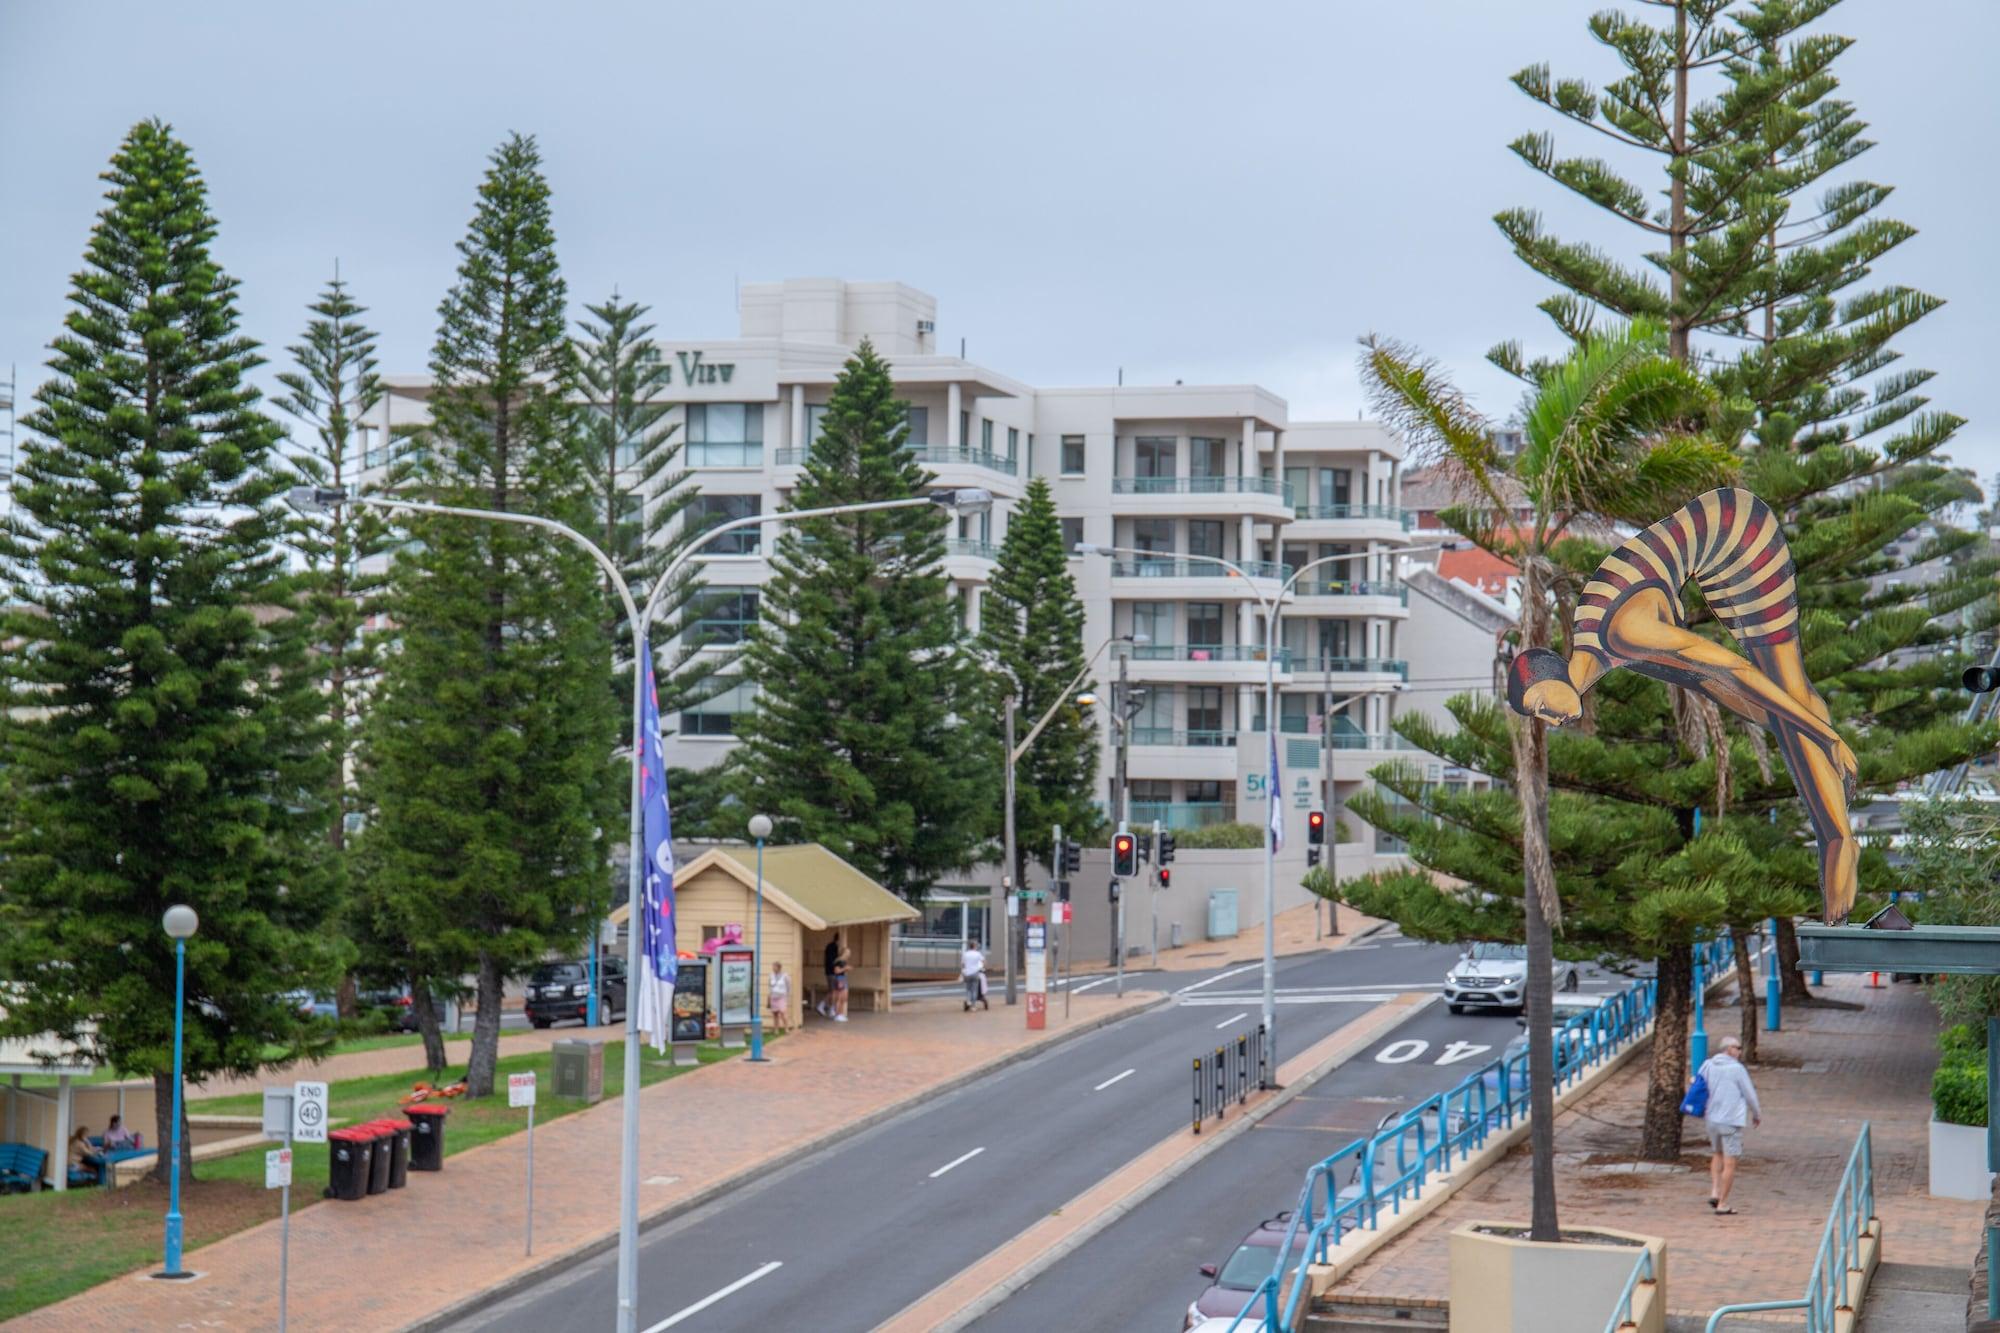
[1332, 973, 1985, 1319]
[4, 992, 1151, 1332]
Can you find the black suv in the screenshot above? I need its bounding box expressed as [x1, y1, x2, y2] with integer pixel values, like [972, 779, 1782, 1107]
[524, 957, 626, 1029]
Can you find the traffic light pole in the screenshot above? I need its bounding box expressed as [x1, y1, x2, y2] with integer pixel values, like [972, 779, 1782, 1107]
[1150, 817, 1163, 961]
[1002, 695, 1017, 1005]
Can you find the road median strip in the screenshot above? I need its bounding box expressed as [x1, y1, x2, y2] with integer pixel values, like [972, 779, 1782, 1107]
[872, 991, 1442, 1333]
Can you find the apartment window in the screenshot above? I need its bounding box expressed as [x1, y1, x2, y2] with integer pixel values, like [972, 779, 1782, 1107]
[1136, 686, 1174, 734]
[1323, 695, 1364, 741]
[1132, 519, 1174, 555]
[1186, 602, 1224, 648]
[691, 589, 760, 645]
[981, 419, 994, 453]
[1007, 426, 1019, 458]
[1130, 602, 1173, 648]
[1187, 780, 1228, 814]
[960, 409, 970, 448]
[1282, 544, 1310, 577]
[1061, 435, 1087, 475]
[1191, 437, 1227, 479]
[1322, 468, 1351, 509]
[1318, 620, 1351, 661]
[806, 403, 830, 444]
[688, 494, 761, 555]
[1285, 466, 1309, 508]
[906, 405, 930, 446]
[1188, 520, 1224, 562]
[1134, 436, 1176, 478]
[686, 403, 764, 467]
[1188, 686, 1225, 741]
[680, 679, 753, 737]
[1060, 517, 1084, 553]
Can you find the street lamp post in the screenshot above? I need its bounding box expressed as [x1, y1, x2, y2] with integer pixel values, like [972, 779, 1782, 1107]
[287, 483, 993, 1333]
[1075, 540, 1451, 1077]
[748, 814, 773, 1062]
[1317, 688, 1395, 938]
[157, 904, 198, 1281]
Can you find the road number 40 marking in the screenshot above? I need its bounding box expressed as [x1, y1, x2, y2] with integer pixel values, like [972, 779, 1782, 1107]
[1374, 1039, 1492, 1066]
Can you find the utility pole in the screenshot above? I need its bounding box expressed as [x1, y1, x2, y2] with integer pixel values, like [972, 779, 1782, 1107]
[1151, 817, 1163, 961]
[1002, 695, 1017, 1004]
[1109, 645, 1132, 967]
[1321, 681, 1340, 938]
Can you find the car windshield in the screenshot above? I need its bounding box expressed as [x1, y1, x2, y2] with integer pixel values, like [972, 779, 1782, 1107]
[1466, 943, 1526, 962]
[530, 964, 586, 985]
[1216, 1236, 1302, 1289]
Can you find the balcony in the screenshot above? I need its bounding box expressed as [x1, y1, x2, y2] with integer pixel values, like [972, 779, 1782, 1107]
[1128, 801, 1237, 830]
[1113, 476, 1291, 502]
[945, 539, 999, 561]
[1292, 503, 1413, 529]
[1289, 656, 1411, 679]
[1111, 558, 1288, 581]
[686, 442, 763, 468]
[1131, 643, 1291, 668]
[1131, 728, 1238, 747]
[1110, 474, 1294, 521]
[772, 445, 1020, 478]
[1289, 578, 1410, 606]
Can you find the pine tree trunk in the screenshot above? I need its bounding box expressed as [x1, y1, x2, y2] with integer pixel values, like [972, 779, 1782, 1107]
[1513, 557, 1561, 1242]
[412, 982, 449, 1075]
[335, 973, 359, 1021]
[1641, 945, 1693, 1161]
[150, 1069, 194, 1187]
[1732, 931, 1759, 1063]
[1775, 917, 1813, 1003]
[466, 952, 505, 1098]
[1667, 0, 1691, 363]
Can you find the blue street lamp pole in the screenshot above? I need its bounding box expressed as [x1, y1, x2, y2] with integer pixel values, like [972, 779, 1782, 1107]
[748, 814, 773, 1062]
[159, 905, 198, 1280]
[1765, 918, 1782, 1031]
[1690, 943, 1708, 1070]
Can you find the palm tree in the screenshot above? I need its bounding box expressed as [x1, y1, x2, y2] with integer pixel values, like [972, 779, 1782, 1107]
[1360, 318, 1734, 1242]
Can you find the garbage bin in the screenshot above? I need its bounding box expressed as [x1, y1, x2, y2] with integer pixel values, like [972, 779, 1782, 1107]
[324, 1127, 372, 1201]
[363, 1120, 393, 1195]
[552, 1039, 604, 1103]
[382, 1117, 413, 1189]
[405, 1102, 448, 1172]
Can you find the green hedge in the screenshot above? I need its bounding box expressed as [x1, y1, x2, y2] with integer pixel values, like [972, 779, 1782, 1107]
[1934, 1047, 1989, 1128]
[1171, 822, 1264, 850]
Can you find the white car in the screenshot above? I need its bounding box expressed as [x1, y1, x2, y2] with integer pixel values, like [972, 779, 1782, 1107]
[1443, 942, 1577, 1014]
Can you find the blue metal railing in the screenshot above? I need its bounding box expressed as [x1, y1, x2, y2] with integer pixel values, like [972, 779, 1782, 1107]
[1231, 935, 1736, 1333]
[1703, 1122, 1873, 1333]
[1603, 1247, 1656, 1333]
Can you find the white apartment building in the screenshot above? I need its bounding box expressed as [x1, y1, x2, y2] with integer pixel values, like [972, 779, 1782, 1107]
[362, 278, 1444, 888]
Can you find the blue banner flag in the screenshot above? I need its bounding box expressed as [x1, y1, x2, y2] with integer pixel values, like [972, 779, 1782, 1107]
[635, 640, 678, 1052]
[1267, 730, 1285, 852]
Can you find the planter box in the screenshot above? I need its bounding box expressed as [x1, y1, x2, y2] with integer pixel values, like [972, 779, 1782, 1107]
[1929, 1117, 1994, 1200]
[1448, 1222, 1665, 1333]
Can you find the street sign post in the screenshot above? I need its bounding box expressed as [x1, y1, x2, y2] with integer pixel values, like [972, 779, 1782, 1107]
[290, 1082, 328, 1144]
[1024, 916, 1047, 1031]
[265, 1147, 291, 1188]
[510, 1072, 537, 1255]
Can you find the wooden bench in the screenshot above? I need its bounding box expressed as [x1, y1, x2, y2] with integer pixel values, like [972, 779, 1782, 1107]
[0, 1141, 48, 1192]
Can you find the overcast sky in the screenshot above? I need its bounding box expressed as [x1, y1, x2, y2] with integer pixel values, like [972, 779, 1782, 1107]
[4, 1, 1995, 489]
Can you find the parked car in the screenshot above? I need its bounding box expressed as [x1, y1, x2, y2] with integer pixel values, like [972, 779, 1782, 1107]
[1442, 941, 1578, 1014]
[524, 957, 626, 1029]
[1185, 1212, 1304, 1329]
[283, 990, 338, 1020]
[358, 986, 419, 1032]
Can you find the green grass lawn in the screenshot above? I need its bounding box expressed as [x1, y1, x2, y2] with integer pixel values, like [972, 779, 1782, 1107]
[13, 1030, 427, 1089]
[0, 1036, 752, 1321]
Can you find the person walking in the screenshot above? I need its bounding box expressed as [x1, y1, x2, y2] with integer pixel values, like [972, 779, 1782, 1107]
[768, 960, 791, 1035]
[1695, 1034, 1761, 1214]
[960, 941, 989, 1011]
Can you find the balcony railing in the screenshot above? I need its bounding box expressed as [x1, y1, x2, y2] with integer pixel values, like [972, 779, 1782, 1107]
[1294, 656, 1410, 678]
[1130, 728, 1239, 748]
[1291, 578, 1409, 604]
[945, 539, 999, 561]
[1112, 476, 1292, 504]
[687, 442, 763, 468]
[1128, 801, 1236, 830]
[772, 444, 1019, 476]
[1111, 558, 1288, 581]
[1293, 503, 1413, 529]
[1130, 644, 1293, 668]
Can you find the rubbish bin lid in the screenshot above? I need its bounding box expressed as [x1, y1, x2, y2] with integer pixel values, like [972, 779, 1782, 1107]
[404, 1102, 449, 1118]
[328, 1127, 368, 1143]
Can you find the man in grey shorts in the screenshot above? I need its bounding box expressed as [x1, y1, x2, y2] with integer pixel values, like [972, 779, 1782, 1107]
[1695, 1034, 1762, 1214]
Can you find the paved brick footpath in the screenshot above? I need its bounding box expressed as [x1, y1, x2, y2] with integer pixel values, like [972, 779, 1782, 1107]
[1332, 972, 1984, 1320]
[5, 992, 1151, 1332]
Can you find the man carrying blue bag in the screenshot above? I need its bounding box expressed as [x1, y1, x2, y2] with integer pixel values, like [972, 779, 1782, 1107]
[1683, 1034, 1762, 1215]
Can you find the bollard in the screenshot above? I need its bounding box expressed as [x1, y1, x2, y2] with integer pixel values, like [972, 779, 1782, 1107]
[1216, 1048, 1227, 1119]
[1193, 1057, 1203, 1134]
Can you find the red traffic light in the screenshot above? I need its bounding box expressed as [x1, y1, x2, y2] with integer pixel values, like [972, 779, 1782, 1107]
[1158, 867, 1171, 888]
[1307, 810, 1326, 845]
[1112, 833, 1137, 877]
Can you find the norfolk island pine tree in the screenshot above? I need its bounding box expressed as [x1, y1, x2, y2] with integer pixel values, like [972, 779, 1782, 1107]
[0, 120, 344, 1180]
[355, 133, 619, 1100]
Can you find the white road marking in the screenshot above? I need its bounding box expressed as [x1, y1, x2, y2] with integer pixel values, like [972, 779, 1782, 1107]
[1391, 941, 1428, 948]
[1436, 1041, 1493, 1065]
[928, 1147, 986, 1179]
[643, 1262, 783, 1331]
[1375, 1038, 1430, 1064]
[1069, 975, 1116, 995]
[1180, 993, 1394, 1007]
[1174, 962, 1264, 996]
[1214, 1011, 1251, 1029]
[1195, 982, 1435, 998]
[1094, 1068, 1136, 1091]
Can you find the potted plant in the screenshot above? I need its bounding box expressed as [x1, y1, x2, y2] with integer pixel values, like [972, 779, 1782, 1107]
[1929, 1024, 1992, 1200]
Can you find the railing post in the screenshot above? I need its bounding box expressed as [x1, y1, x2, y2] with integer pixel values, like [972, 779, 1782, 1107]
[1216, 1047, 1226, 1120]
[1193, 1057, 1202, 1134]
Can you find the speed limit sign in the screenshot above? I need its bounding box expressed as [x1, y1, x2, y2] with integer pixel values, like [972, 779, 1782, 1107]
[292, 1081, 328, 1143]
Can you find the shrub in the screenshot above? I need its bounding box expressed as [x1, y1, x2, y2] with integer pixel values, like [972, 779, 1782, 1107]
[1171, 822, 1264, 850]
[1939, 1023, 1984, 1058]
[1933, 1054, 1988, 1128]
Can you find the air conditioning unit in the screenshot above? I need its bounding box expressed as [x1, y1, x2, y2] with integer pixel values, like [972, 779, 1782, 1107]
[917, 320, 936, 335]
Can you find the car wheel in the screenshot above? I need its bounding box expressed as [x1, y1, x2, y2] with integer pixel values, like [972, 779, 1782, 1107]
[529, 1018, 550, 1030]
[1448, 1004, 1464, 1015]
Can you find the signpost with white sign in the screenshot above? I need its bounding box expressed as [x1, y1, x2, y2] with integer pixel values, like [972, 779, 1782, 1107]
[510, 1072, 537, 1255]
[291, 1081, 328, 1143]
[258, 1084, 320, 1333]
[265, 1147, 292, 1188]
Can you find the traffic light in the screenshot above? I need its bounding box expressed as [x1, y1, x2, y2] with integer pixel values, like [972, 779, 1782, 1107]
[1965, 666, 1999, 693]
[1158, 831, 1177, 865]
[1307, 846, 1321, 868]
[1108, 876, 1121, 902]
[1137, 829, 1154, 865]
[1157, 867, 1171, 889]
[1057, 878, 1071, 902]
[1062, 838, 1082, 875]
[1112, 831, 1138, 877]
[1308, 810, 1326, 845]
